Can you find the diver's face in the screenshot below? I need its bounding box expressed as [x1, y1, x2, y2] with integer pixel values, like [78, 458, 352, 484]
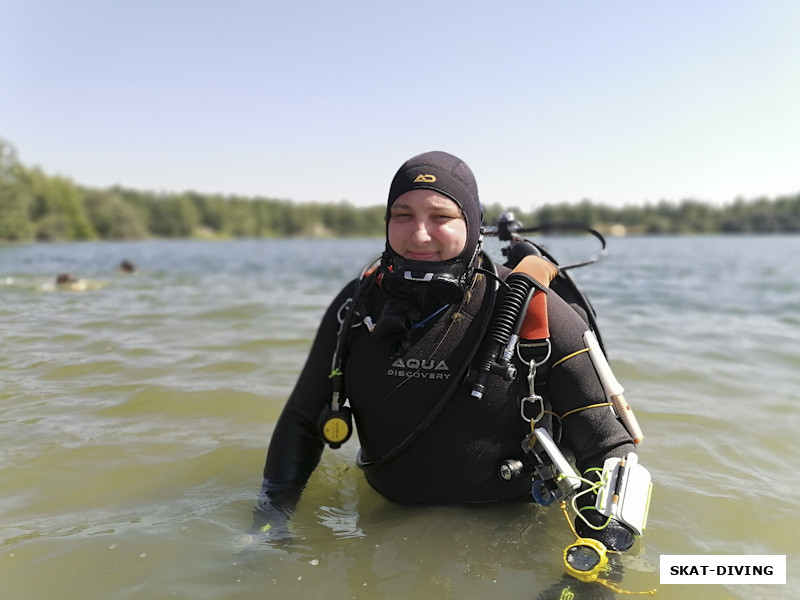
[387, 190, 467, 261]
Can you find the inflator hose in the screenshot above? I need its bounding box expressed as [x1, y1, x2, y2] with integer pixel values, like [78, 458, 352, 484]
[470, 270, 540, 399]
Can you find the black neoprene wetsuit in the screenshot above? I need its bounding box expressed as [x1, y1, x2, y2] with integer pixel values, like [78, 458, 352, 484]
[261, 261, 636, 520]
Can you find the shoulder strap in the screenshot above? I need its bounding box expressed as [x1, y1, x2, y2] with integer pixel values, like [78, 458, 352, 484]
[505, 239, 607, 355]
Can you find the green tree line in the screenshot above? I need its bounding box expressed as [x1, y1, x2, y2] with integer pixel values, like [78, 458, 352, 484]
[2, 137, 798, 243]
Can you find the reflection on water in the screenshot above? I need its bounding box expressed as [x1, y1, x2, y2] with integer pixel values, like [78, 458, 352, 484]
[1, 236, 799, 599]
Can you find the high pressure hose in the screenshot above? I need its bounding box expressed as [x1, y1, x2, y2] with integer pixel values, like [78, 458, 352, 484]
[469, 270, 540, 399]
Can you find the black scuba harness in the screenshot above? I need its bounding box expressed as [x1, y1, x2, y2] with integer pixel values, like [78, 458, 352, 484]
[318, 250, 498, 459]
[318, 216, 609, 464]
[316, 260, 380, 449]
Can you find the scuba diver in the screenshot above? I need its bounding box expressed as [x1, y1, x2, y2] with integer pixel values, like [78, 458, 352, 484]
[257, 151, 652, 594]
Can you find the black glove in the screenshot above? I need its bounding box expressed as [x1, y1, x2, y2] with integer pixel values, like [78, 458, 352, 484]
[574, 507, 635, 552]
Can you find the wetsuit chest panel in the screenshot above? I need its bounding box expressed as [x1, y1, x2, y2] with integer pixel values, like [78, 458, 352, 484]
[344, 279, 535, 503]
[345, 296, 481, 459]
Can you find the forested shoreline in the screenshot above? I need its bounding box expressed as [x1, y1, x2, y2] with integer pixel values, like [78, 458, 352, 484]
[2, 138, 798, 243]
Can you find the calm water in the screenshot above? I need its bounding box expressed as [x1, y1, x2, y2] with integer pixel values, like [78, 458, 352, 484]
[1, 236, 798, 600]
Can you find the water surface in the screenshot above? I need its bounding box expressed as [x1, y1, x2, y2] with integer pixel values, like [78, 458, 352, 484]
[1, 236, 797, 599]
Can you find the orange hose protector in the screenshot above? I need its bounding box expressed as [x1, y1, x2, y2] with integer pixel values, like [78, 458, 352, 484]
[511, 255, 558, 340]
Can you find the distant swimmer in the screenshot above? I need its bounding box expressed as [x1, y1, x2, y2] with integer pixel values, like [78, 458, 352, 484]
[55, 273, 89, 291]
[56, 273, 78, 285]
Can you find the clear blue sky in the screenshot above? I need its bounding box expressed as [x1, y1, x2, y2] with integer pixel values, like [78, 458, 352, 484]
[3, 1, 798, 209]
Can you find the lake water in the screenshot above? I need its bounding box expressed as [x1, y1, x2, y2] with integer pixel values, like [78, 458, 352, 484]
[1, 235, 798, 600]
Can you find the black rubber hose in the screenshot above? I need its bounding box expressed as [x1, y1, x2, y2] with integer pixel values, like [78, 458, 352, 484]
[470, 272, 536, 398]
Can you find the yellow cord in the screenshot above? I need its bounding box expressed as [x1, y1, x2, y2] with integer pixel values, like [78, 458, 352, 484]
[559, 402, 613, 420]
[537, 345, 613, 423]
[596, 580, 658, 596]
[560, 501, 581, 539]
[559, 502, 657, 596]
[552, 347, 590, 368]
[548, 345, 656, 594]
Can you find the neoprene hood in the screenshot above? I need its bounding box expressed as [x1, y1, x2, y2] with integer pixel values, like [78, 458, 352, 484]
[381, 151, 483, 304]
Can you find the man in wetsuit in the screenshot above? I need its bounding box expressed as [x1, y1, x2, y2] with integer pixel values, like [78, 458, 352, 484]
[258, 151, 640, 556]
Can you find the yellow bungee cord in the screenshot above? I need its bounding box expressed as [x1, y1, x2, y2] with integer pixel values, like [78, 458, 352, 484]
[559, 501, 657, 596]
[529, 350, 656, 595]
